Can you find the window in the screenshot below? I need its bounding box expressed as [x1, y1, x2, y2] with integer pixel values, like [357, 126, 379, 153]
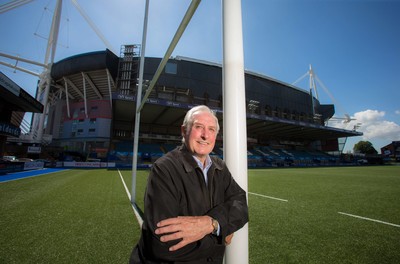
[73, 109, 79, 119]
[165, 62, 177, 74]
[90, 106, 98, 114]
[77, 129, 84, 135]
[89, 128, 96, 134]
[89, 118, 96, 124]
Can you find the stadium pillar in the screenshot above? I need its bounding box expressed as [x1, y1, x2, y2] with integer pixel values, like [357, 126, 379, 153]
[222, 0, 249, 263]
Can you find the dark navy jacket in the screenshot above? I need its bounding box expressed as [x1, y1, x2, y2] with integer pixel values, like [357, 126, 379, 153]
[130, 145, 248, 264]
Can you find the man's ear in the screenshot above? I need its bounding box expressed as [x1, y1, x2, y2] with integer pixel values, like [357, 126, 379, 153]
[181, 125, 186, 137]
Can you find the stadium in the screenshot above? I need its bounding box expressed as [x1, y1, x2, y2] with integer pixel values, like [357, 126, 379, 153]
[1, 2, 399, 264]
[2, 45, 362, 167]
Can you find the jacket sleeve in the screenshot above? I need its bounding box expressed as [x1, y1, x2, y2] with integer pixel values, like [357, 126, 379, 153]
[207, 162, 249, 241]
[141, 161, 225, 262]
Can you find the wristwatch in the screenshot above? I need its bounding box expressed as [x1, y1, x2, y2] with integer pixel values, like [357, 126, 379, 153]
[211, 218, 219, 235]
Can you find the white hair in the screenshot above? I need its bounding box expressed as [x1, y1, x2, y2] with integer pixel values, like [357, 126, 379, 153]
[181, 105, 220, 143]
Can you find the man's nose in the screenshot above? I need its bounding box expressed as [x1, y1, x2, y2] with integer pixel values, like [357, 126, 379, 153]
[201, 128, 209, 139]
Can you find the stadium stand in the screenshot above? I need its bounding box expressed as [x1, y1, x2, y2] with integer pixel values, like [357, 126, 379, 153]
[3, 46, 364, 168]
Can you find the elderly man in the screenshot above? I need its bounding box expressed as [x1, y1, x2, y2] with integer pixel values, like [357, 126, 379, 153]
[130, 105, 248, 264]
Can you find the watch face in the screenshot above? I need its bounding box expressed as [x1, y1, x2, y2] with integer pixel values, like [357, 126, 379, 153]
[212, 219, 218, 234]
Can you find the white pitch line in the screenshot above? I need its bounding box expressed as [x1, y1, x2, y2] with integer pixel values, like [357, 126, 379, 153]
[338, 212, 400, 228]
[249, 192, 288, 202]
[117, 169, 143, 227]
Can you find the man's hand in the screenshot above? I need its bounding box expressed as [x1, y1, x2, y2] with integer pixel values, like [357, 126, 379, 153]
[225, 233, 234, 245]
[155, 216, 213, 251]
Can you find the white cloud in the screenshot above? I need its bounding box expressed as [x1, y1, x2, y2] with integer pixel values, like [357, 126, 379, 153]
[331, 109, 400, 144]
[353, 109, 385, 123]
[395, 110, 400, 115]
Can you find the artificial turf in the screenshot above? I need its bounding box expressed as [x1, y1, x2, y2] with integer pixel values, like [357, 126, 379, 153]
[1, 166, 399, 263]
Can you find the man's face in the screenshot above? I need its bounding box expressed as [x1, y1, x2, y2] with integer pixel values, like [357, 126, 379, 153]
[182, 112, 218, 163]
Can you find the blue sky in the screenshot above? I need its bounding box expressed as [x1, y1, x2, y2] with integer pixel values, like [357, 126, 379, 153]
[1, 0, 399, 152]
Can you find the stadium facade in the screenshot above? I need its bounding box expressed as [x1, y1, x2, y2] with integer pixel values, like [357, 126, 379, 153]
[35, 45, 361, 166]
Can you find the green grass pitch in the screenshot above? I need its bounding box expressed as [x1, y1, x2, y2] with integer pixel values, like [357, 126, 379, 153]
[1, 166, 399, 263]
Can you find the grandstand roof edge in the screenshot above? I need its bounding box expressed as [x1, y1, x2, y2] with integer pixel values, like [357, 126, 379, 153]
[173, 55, 309, 95]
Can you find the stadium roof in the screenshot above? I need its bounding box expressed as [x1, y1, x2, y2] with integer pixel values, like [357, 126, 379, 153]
[0, 71, 43, 113]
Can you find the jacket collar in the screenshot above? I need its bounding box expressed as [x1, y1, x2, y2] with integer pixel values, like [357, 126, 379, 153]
[178, 144, 223, 172]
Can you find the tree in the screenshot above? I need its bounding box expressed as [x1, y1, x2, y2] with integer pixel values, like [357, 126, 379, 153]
[353, 141, 378, 154]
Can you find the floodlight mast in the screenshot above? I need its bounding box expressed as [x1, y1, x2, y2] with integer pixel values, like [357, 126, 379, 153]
[36, 0, 63, 141]
[309, 64, 319, 100]
[292, 65, 352, 123]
